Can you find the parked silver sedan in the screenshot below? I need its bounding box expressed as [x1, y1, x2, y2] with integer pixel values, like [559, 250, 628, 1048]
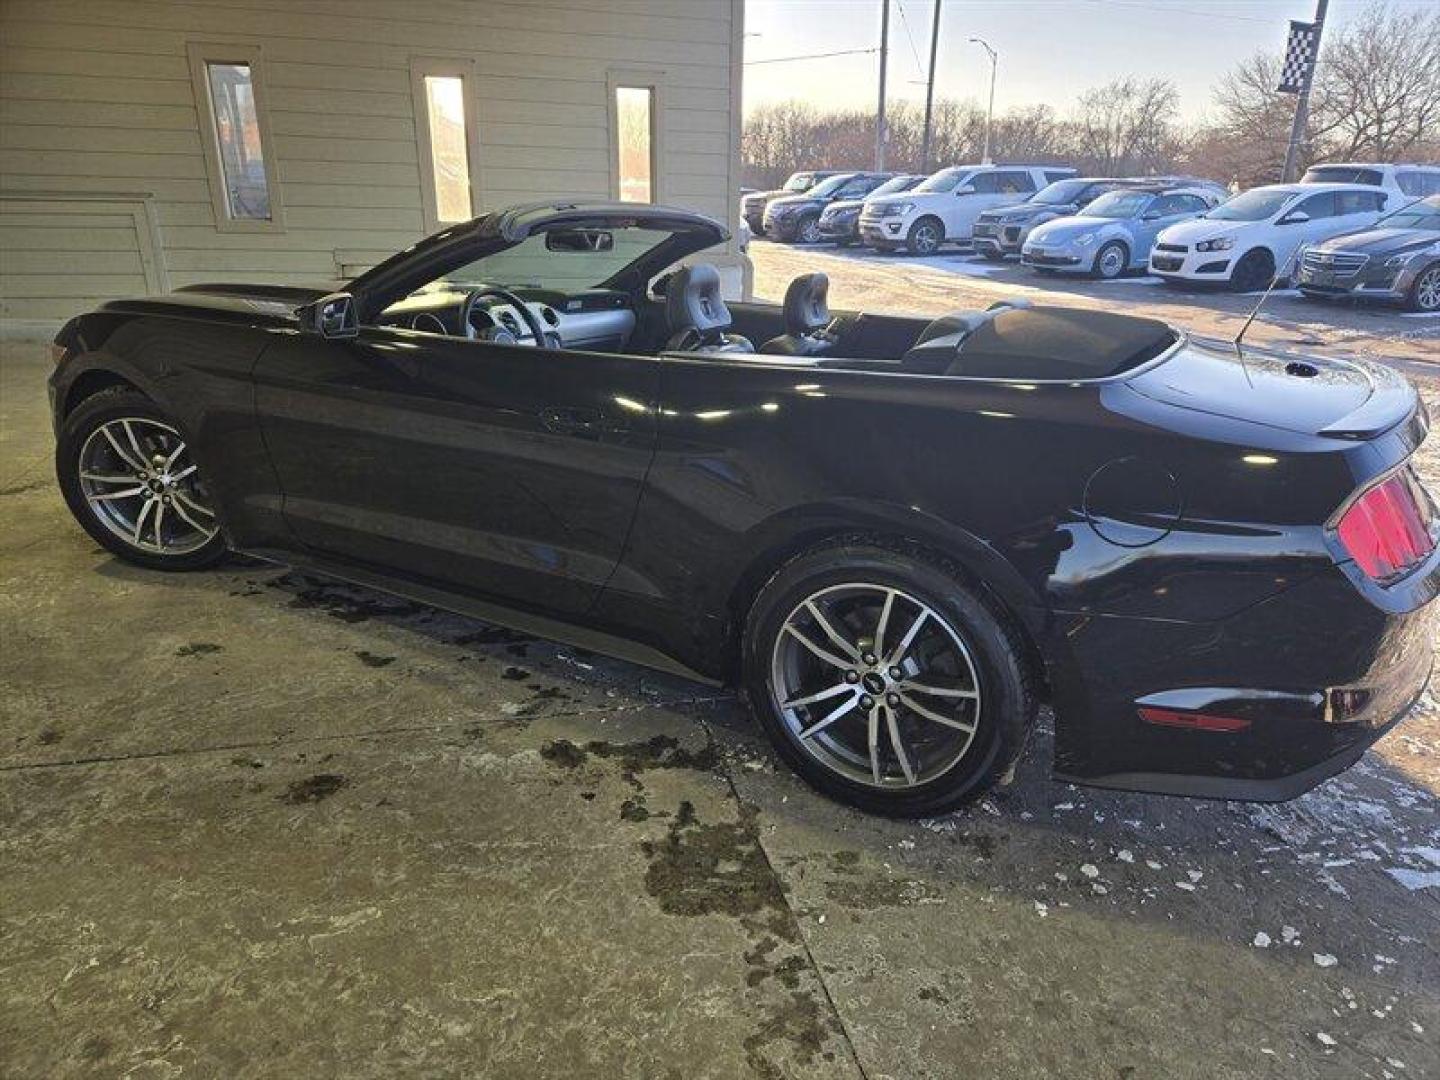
[1021, 183, 1222, 279]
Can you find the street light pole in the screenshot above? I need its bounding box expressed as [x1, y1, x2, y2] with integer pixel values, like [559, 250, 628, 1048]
[876, 0, 890, 170]
[970, 37, 997, 165]
[920, 0, 943, 173]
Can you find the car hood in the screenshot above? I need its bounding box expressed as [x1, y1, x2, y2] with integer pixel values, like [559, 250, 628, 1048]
[866, 192, 931, 210]
[823, 198, 866, 215]
[1313, 227, 1440, 257]
[1157, 217, 1248, 244]
[1026, 216, 1115, 244]
[985, 202, 1077, 223]
[765, 194, 822, 214]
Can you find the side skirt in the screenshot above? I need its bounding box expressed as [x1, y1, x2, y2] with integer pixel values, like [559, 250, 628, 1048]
[238, 547, 723, 688]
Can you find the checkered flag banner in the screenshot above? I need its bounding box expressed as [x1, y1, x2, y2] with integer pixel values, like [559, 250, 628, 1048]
[1277, 20, 1319, 94]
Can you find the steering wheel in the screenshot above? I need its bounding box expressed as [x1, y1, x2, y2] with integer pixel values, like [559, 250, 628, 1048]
[460, 285, 551, 347]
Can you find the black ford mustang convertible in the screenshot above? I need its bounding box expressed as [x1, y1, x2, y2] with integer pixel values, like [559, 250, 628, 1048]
[49, 202, 1439, 816]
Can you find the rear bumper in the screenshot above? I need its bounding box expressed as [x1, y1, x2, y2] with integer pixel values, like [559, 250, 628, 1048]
[1045, 559, 1440, 801]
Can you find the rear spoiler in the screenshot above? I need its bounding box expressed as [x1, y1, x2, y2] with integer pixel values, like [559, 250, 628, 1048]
[1321, 359, 1426, 440]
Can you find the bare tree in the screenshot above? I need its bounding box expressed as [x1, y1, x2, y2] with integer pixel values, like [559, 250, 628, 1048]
[1072, 78, 1182, 174]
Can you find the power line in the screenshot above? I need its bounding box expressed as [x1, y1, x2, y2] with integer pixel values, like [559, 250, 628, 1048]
[894, 0, 928, 79]
[744, 46, 880, 66]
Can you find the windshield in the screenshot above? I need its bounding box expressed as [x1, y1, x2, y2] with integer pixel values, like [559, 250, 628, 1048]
[869, 174, 918, 197]
[1376, 198, 1440, 231]
[1033, 179, 1091, 205]
[1083, 190, 1152, 219]
[806, 174, 852, 199]
[783, 172, 816, 192]
[914, 168, 970, 194]
[1206, 189, 1296, 222]
[435, 226, 679, 292]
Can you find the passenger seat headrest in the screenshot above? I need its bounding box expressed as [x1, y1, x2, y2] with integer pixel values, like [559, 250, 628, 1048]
[783, 273, 831, 334]
[666, 263, 731, 333]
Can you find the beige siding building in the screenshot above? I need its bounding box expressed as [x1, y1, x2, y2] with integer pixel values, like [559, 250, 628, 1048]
[0, 0, 746, 333]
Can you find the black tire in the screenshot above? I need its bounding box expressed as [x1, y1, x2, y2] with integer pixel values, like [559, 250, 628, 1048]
[56, 387, 228, 571]
[742, 540, 1036, 817]
[905, 217, 944, 256]
[1092, 240, 1128, 280]
[1407, 262, 1440, 313]
[1230, 249, 1274, 293]
[795, 213, 822, 245]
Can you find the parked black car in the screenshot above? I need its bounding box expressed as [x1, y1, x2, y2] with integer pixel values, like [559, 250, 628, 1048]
[1295, 195, 1440, 312]
[50, 201, 1439, 817]
[741, 171, 843, 235]
[972, 177, 1132, 259]
[763, 172, 900, 244]
[818, 174, 924, 245]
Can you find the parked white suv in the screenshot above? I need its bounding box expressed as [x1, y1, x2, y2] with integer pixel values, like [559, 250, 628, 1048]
[1149, 183, 1387, 291]
[1301, 162, 1440, 201]
[859, 164, 1076, 255]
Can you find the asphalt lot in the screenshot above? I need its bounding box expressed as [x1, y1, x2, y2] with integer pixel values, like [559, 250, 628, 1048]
[3, 277, 1439, 1079]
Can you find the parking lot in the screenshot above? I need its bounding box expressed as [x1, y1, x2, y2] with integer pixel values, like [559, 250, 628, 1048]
[3, 249, 1439, 1077]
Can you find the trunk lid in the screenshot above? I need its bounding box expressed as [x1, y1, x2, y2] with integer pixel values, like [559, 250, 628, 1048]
[1125, 335, 1417, 440]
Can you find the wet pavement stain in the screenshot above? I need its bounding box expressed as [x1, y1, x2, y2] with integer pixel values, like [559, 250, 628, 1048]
[274, 574, 423, 624]
[37, 728, 62, 745]
[450, 625, 534, 647]
[353, 650, 396, 668]
[175, 642, 222, 657]
[279, 774, 349, 804]
[741, 988, 841, 1079]
[619, 797, 650, 822]
[639, 800, 789, 925]
[500, 665, 530, 681]
[539, 735, 720, 789]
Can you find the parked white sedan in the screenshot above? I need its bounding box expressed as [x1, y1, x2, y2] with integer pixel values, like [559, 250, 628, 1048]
[1149, 183, 1388, 291]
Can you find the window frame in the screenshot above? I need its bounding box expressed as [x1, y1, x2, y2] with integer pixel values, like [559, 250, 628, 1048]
[187, 42, 284, 233]
[606, 68, 666, 205]
[409, 56, 483, 234]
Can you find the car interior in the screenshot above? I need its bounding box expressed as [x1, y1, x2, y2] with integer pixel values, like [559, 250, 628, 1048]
[368, 217, 1179, 383]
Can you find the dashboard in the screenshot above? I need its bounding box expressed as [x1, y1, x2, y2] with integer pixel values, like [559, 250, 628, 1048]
[378, 285, 637, 352]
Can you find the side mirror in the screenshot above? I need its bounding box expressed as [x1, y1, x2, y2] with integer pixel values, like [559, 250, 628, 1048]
[1279, 210, 1310, 226]
[298, 292, 358, 339]
[546, 228, 614, 253]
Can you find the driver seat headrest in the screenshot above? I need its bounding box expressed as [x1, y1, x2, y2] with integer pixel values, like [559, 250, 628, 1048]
[663, 263, 754, 354]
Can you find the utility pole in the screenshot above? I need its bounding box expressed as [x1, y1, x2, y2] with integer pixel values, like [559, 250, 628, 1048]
[970, 37, 998, 165]
[1281, 0, 1328, 183]
[920, 0, 943, 172]
[875, 0, 890, 170]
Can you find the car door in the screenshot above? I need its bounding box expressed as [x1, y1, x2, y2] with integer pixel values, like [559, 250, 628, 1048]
[1274, 191, 1339, 268]
[252, 323, 659, 616]
[1135, 194, 1208, 265]
[953, 171, 1033, 238]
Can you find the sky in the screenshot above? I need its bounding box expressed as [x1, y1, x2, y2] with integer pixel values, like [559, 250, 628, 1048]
[743, 0, 1428, 123]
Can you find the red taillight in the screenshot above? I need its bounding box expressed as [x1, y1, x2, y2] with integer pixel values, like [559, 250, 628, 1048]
[1336, 470, 1436, 582]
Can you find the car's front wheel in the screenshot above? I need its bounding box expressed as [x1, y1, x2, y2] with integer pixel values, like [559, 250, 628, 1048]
[1408, 263, 1440, 313]
[56, 387, 227, 570]
[743, 542, 1035, 817]
[795, 213, 822, 245]
[1230, 249, 1275, 293]
[1092, 240, 1128, 280]
[906, 217, 944, 256]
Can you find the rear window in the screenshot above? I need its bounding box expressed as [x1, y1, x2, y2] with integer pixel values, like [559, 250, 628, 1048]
[1302, 166, 1384, 186]
[949, 306, 1177, 380]
[1397, 170, 1440, 197]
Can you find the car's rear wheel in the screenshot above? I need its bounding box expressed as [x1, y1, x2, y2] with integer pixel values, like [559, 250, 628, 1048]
[906, 217, 944, 256]
[796, 213, 822, 245]
[1408, 263, 1440, 313]
[1092, 240, 1128, 280]
[743, 542, 1035, 817]
[56, 388, 227, 571]
[1230, 249, 1274, 293]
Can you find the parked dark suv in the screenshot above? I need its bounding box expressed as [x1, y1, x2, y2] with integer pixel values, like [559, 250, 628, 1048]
[819, 174, 925, 244]
[741, 171, 843, 235]
[763, 172, 899, 244]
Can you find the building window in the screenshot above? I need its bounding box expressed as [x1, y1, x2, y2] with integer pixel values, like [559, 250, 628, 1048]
[411, 58, 481, 232]
[188, 43, 282, 232]
[607, 70, 663, 204]
[614, 86, 654, 203]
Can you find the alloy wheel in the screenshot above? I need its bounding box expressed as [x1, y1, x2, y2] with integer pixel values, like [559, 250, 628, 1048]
[77, 417, 219, 555]
[769, 583, 982, 789]
[799, 215, 822, 244]
[910, 222, 941, 256]
[1414, 266, 1440, 312]
[1096, 242, 1126, 279]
